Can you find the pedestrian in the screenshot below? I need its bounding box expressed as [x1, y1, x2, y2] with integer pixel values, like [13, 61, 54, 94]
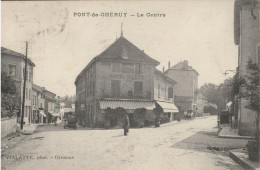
[123, 113, 130, 136]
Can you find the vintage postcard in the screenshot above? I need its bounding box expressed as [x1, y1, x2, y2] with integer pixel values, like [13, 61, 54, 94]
[1, 0, 260, 170]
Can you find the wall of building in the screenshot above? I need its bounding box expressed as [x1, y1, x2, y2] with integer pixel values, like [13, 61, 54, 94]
[153, 74, 174, 102]
[95, 61, 155, 100]
[238, 2, 260, 136]
[164, 69, 197, 98]
[1, 54, 34, 124]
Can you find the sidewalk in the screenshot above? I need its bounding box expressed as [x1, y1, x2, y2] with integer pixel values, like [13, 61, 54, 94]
[21, 123, 41, 135]
[229, 149, 260, 170]
[218, 124, 252, 139]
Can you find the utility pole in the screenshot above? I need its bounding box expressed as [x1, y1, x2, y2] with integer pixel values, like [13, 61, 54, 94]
[21, 42, 28, 130]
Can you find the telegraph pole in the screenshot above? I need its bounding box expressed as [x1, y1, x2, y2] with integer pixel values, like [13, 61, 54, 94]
[21, 42, 28, 130]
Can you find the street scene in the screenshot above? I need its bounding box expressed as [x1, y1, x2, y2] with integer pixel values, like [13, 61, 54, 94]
[1, 0, 260, 169]
[2, 116, 248, 170]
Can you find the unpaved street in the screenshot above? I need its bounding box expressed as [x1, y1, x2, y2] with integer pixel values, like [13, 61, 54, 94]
[1, 116, 248, 170]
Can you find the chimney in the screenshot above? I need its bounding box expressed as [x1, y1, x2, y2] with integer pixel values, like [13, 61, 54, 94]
[183, 60, 188, 69]
[163, 66, 165, 73]
[168, 61, 170, 69]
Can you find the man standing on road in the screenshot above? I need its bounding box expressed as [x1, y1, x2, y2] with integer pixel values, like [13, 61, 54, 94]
[123, 113, 130, 136]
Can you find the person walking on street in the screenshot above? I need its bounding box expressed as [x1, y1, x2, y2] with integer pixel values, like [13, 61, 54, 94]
[123, 113, 130, 136]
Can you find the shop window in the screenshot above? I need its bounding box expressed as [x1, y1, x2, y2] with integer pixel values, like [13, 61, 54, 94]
[8, 65, 16, 76]
[111, 80, 120, 97]
[134, 81, 143, 97]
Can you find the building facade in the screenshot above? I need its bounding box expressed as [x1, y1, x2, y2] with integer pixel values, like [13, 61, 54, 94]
[1, 47, 35, 124]
[154, 69, 179, 123]
[32, 84, 47, 124]
[234, 0, 260, 136]
[164, 60, 199, 115]
[75, 36, 179, 128]
[196, 93, 208, 116]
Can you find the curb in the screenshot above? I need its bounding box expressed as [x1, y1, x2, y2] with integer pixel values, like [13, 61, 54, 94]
[229, 150, 254, 170]
[218, 134, 252, 139]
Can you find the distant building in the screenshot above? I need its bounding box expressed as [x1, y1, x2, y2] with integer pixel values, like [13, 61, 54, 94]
[164, 60, 199, 114]
[234, 0, 260, 136]
[1, 47, 35, 124]
[196, 93, 208, 116]
[75, 35, 178, 128]
[32, 84, 47, 124]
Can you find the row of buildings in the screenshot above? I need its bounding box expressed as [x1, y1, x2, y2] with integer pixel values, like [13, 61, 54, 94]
[75, 35, 209, 128]
[1, 47, 75, 125]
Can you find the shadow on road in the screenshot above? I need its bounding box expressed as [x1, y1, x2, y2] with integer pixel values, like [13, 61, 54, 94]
[171, 130, 248, 154]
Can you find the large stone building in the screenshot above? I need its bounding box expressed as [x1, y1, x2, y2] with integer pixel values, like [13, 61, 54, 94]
[164, 60, 199, 115]
[75, 35, 178, 128]
[1, 47, 35, 124]
[234, 0, 260, 136]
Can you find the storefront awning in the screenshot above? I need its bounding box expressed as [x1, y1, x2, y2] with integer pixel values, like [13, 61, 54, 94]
[99, 100, 156, 110]
[156, 101, 179, 113]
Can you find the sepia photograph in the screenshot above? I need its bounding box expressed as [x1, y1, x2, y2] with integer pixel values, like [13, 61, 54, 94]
[1, 0, 260, 169]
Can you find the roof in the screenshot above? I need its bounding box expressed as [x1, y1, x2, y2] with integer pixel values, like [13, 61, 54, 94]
[99, 99, 156, 111]
[1, 47, 36, 67]
[32, 84, 45, 92]
[154, 69, 177, 85]
[164, 61, 199, 75]
[75, 36, 160, 84]
[96, 36, 160, 65]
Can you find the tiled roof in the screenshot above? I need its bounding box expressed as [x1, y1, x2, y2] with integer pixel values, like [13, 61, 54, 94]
[96, 36, 160, 65]
[154, 69, 177, 85]
[32, 84, 45, 92]
[75, 36, 160, 84]
[165, 61, 199, 75]
[1, 47, 36, 67]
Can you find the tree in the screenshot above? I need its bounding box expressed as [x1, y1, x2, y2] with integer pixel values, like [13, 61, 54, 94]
[1, 72, 19, 118]
[239, 59, 260, 161]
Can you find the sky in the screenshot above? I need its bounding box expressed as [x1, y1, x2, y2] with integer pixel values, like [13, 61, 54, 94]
[1, 0, 238, 96]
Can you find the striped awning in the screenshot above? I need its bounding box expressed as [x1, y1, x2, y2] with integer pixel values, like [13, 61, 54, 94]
[156, 101, 179, 113]
[99, 99, 156, 110]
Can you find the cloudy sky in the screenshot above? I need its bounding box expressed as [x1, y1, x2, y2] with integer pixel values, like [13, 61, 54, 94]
[1, 0, 237, 96]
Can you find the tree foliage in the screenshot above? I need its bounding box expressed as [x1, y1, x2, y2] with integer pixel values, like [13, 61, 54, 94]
[1, 72, 19, 118]
[240, 60, 260, 112]
[199, 78, 233, 111]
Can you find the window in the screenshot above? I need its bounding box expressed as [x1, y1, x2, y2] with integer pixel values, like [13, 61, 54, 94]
[111, 80, 120, 97]
[92, 82, 95, 96]
[158, 84, 160, 98]
[168, 87, 173, 98]
[134, 81, 143, 97]
[135, 63, 143, 74]
[25, 88, 28, 99]
[112, 63, 120, 72]
[8, 65, 16, 76]
[29, 89, 31, 100]
[122, 63, 134, 73]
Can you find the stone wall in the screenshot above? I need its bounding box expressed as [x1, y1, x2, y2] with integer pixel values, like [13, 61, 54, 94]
[1, 117, 17, 138]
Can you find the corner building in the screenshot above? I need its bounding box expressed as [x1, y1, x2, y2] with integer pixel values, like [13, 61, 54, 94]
[75, 36, 175, 128]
